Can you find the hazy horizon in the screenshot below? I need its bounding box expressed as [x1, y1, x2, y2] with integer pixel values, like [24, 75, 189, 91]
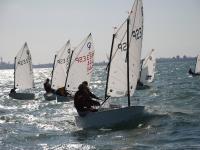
[0, 0, 200, 64]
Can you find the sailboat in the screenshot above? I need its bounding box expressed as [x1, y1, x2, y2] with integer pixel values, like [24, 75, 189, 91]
[56, 33, 95, 102]
[9, 42, 35, 100]
[137, 49, 156, 89]
[188, 54, 200, 76]
[44, 40, 72, 101]
[75, 0, 144, 129]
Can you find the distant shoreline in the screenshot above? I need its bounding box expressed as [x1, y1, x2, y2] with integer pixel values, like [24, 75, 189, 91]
[0, 61, 108, 70]
[0, 58, 195, 70]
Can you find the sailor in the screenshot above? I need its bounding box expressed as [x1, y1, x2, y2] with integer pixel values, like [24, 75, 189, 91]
[74, 81, 100, 116]
[137, 80, 144, 87]
[44, 78, 54, 93]
[56, 87, 69, 96]
[188, 68, 194, 75]
[82, 81, 100, 100]
[10, 88, 16, 94]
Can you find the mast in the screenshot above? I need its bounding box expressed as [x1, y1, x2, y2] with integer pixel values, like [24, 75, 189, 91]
[14, 57, 16, 89]
[64, 50, 74, 89]
[50, 54, 57, 87]
[104, 34, 115, 100]
[127, 18, 130, 107]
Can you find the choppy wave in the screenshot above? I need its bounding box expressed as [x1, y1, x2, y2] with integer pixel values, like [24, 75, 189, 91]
[0, 60, 200, 149]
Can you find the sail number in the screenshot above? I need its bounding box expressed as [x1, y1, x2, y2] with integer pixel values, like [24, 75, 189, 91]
[118, 42, 127, 51]
[57, 58, 68, 64]
[17, 57, 31, 66]
[132, 27, 143, 40]
[75, 51, 94, 73]
[117, 27, 143, 52]
[75, 51, 94, 63]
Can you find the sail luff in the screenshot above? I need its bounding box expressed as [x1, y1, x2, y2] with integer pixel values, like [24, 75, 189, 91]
[50, 54, 57, 87]
[64, 50, 74, 89]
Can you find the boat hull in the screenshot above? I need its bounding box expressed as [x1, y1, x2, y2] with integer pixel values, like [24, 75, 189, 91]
[75, 106, 145, 129]
[9, 92, 35, 100]
[43, 93, 56, 101]
[136, 84, 150, 90]
[56, 95, 72, 102]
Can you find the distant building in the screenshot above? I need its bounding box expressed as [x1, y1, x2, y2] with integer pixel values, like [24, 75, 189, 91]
[183, 55, 187, 59]
[176, 55, 180, 59]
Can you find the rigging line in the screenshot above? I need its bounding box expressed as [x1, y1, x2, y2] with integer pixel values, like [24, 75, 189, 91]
[99, 96, 110, 108]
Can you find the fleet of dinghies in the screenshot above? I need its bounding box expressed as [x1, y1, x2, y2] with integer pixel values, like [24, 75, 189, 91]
[9, 0, 146, 129]
[8, 0, 199, 129]
[44, 33, 95, 102]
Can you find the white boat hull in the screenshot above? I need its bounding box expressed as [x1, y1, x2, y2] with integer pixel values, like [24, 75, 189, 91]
[75, 106, 145, 129]
[9, 92, 35, 100]
[43, 93, 56, 101]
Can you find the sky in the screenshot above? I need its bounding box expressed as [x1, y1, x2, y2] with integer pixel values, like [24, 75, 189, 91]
[0, 0, 200, 64]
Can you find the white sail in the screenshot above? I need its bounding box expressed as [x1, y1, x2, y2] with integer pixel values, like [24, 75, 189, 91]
[195, 54, 200, 74]
[106, 0, 143, 97]
[128, 0, 144, 96]
[107, 21, 128, 97]
[51, 40, 71, 90]
[140, 49, 156, 84]
[66, 33, 95, 92]
[15, 42, 34, 90]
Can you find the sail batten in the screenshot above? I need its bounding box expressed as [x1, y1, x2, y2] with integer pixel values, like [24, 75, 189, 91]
[15, 43, 34, 90]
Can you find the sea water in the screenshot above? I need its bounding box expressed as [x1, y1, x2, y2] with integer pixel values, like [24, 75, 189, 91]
[0, 59, 200, 149]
